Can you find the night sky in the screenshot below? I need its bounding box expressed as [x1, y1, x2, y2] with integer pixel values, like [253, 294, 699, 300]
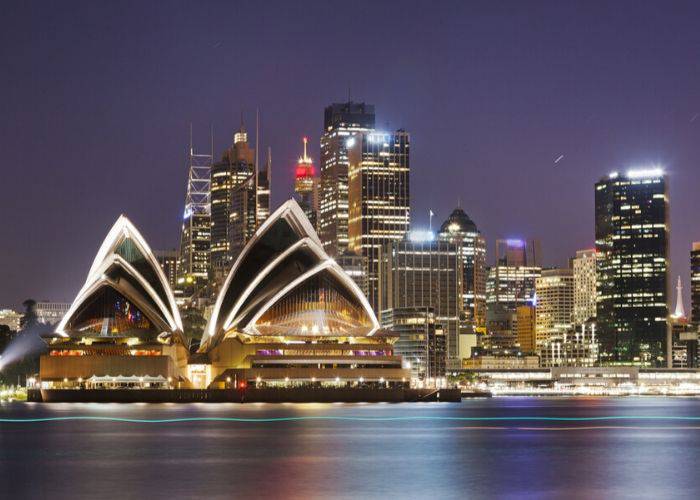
[2, 1, 699, 310]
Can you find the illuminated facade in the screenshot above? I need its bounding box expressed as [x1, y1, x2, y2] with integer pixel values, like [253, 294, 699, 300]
[319, 101, 375, 257]
[486, 239, 541, 348]
[516, 304, 536, 353]
[201, 199, 408, 387]
[347, 130, 410, 312]
[379, 236, 463, 368]
[177, 140, 212, 291]
[692, 242, 700, 327]
[294, 137, 319, 228]
[155, 249, 178, 289]
[595, 169, 669, 365]
[535, 268, 574, 346]
[573, 249, 597, 325]
[438, 207, 487, 331]
[210, 125, 270, 277]
[381, 307, 446, 381]
[42, 216, 190, 387]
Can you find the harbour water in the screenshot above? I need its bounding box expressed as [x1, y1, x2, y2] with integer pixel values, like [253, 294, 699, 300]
[2, 397, 700, 499]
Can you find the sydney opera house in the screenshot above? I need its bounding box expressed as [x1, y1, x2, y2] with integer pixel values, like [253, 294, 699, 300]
[39, 200, 410, 394]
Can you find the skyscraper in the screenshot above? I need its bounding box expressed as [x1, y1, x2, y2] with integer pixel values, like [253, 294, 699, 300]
[516, 304, 537, 353]
[155, 249, 178, 289]
[437, 207, 487, 331]
[177, 137, 213, 291]
[210, 124, 270, 276]
[535, 268, 574, 346]
[210, 125, 255, 275]
[380, 235, 463, 369]
[692, 242, 700, 326]
[573, 249, 597, 325]
[485, 239, 541, 349]
[348, 130, 410, 311]
[595, 168, 669, 365]
[294, 137, 319, 227]
[319, 101, 375, 256]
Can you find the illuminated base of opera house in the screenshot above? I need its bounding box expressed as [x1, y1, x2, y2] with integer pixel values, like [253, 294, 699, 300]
[40, 201, 409, 392]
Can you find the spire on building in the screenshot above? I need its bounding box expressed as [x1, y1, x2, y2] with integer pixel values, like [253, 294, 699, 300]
[673, 275, 686, 319]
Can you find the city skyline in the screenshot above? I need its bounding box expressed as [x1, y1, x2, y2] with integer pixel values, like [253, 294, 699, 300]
[2, 1, 700, 309]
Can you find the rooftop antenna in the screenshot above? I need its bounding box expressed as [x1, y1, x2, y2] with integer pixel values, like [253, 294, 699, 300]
[189, 122, 193, 155]
[429, 209, 434, 232]
[457, 196, 462, 209]
[267, 146, 272, 187]
[255, 107, 260, 218]
[348, 85, 351, 102]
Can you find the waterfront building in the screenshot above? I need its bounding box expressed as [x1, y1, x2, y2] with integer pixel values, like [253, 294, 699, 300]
[437, 207, 487, 332]
[692, 242, 700, 327]
[535, 268, 574, 346]
[539, 322, 599, 368]
[155, 250, 178, 289]
[381, 306, 446, 382]
[35, 302, 71, 326]
[573, 249, 597, 325]
[516, 304, 536, 353]
[347, 130, 410, 312]
[177, 139, 213, 292]
[200, 199, 409, 388]
[41, 216, 190, 388]
[462, 354, 539, 370]
[379, 234, 464, 368]
[319, 101, 375, 257]
[336, 251, 367, 297]
[595, 168, 669, 365]
[294, 137, 319, 228]
[0, 309, 22, 331]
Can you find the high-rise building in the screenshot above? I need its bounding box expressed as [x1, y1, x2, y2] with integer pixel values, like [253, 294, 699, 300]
[381, 306, 446, 382]
[670, 276, 697, 368]
[485, 239, 541, 348]
[539, 322, 599, 368]
[256, 147, 272, 227]
[177, 137, 213, 292]
[294, 137, 319, 227]
[380, 235, 463, 369]
[210, 125, 255, 274]
[348, 130, 410, 311]
[535, 268, 574, 346]
[692, 242, 700, 326]
[437, 207, 487, 331]
[573, 249, 597, 325]
[336, 251, 367, 297]
[516, 304, 537, 353]
[155, 249, 178, 289]
[595, 168, 669, 365]
[0, 309, 22, 331]
[319, 101, 375, 257]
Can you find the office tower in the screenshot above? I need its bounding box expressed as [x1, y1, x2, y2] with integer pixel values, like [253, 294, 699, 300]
[380, 235, 463, 369]
[516, 304, 536, 353]
[319, 101, 375, 256]
[573, 249, 597, 325]
[257, 147, 272, 226]
[336, 251, 367, 296]
[595, 168, 669, 365]
[381, 306, 446, 382]
[177, 136, 213, 291]
[535, 268, 574, 346]
[438, 207, 487, 331]
[692, 242, 700, 326]
[348, 130, 410, 311]
[294, 137, 319, 227]
[485, 239, 542, 348]
[155, 250, 178, 289]
[210, 125, 255, 274]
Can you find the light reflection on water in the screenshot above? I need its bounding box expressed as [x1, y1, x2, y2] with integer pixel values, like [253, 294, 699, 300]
[1, 398, 700, 499]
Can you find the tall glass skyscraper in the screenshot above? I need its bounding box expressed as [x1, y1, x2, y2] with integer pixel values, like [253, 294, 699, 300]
[348, 130, 410, 312]
[691, 242, 700, 327]
[318, 102, 375, 257]
[437, 207, 487, 332]
[595, 168, 669, 366]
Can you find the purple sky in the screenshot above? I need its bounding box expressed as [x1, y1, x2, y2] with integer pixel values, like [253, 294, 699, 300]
[1, 1, 699, 310]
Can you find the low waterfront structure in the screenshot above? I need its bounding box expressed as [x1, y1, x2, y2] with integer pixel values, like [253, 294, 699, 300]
[40, 216, 190, 388]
